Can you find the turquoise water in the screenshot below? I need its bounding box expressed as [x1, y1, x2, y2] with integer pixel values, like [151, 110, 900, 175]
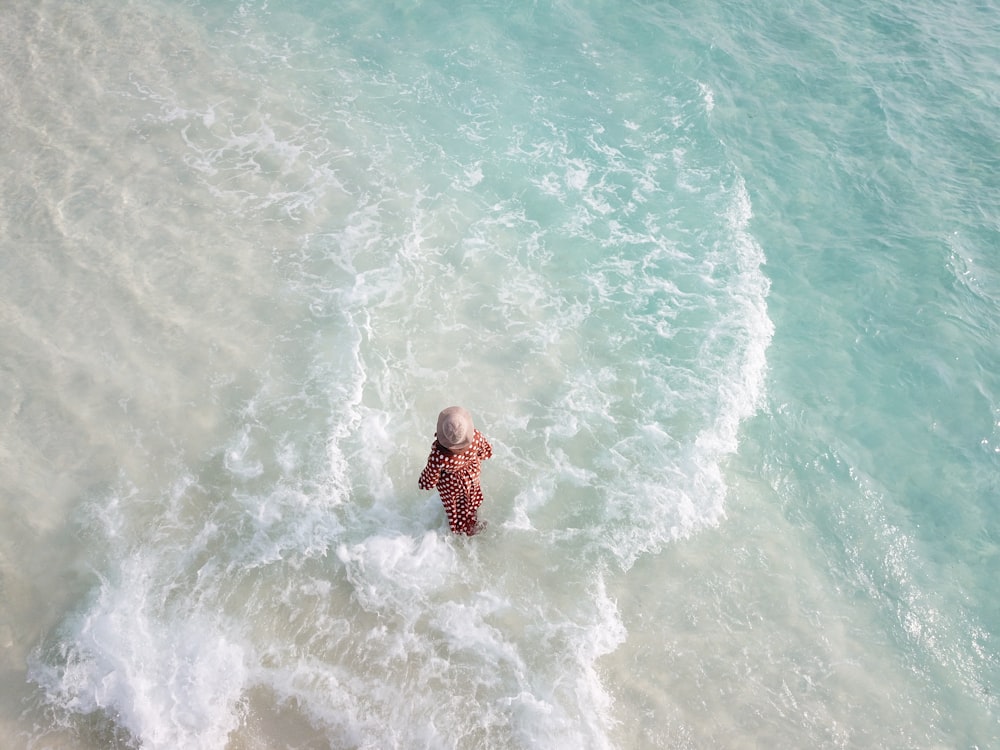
[1, 0, 998, 747]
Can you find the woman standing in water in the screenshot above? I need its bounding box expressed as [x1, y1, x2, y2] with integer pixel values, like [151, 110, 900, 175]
[418, 406, 493, 535]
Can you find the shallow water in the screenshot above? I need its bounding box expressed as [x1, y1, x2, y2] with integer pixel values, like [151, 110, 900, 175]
[1, 0, 998, 748]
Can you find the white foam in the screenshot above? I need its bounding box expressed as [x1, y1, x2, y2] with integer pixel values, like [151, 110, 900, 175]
[224, 426, 265, 479]
[565, 159, 592, 190]
[698, 81, 716, 112]
[30, 564, 248, 750]
[336, 531, 455, 607]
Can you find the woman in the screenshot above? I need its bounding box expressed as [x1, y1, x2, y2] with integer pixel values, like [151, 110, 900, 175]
[418, 406, 493, 535]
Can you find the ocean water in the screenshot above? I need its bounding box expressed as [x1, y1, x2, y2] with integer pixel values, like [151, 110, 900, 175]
[1, 0, 998, 747]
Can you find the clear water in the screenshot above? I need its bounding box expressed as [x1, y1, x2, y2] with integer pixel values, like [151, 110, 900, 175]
[1, 0, 998, 748]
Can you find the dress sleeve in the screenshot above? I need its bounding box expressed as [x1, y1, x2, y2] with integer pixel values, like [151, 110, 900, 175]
[477, 431, 493, 461]
[418, 449, 440, 490]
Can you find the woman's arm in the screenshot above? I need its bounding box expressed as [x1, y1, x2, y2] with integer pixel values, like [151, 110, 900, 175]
[418, 450, 441, 490]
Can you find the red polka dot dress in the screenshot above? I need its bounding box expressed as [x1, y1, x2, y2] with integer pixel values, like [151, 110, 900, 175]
[418, 430, 493, 535]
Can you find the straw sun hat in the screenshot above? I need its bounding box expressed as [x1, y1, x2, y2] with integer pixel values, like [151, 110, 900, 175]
[436, 406, 475, 450]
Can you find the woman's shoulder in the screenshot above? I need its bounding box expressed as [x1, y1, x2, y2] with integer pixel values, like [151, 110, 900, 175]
[431, 441, 464, 462]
